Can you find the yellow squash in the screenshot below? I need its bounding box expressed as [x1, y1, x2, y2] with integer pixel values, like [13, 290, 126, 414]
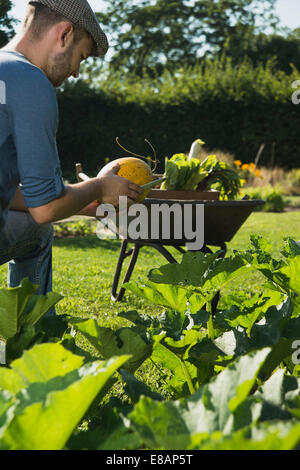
[101, 157, 153, 201]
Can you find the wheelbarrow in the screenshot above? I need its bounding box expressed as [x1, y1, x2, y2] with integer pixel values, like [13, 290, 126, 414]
[75, 164, 265, 305]
[106, 198, 265, 303]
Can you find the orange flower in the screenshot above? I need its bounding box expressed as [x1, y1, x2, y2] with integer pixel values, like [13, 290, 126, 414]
[234, 160, 242, 167]
[255, 169, 262, 178]
[241, 164, 250, 171]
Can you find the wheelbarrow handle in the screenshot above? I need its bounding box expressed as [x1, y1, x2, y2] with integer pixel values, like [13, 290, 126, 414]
[76, 163, 90, 182]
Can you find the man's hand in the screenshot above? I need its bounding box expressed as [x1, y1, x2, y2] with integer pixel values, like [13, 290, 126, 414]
[77, 162, 143, 217]
[96, 162, 143, 207]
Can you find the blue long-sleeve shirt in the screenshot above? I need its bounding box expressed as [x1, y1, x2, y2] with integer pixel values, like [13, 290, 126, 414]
[0, 50, 65, 231]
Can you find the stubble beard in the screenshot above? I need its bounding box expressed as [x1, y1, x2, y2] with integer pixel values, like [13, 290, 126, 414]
[46, 43, 74, 88]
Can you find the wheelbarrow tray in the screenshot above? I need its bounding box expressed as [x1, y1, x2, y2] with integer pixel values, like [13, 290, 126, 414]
[115, 198, 265, 246]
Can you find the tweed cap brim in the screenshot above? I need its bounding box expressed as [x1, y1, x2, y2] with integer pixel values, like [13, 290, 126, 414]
[29, 0, 109, 57]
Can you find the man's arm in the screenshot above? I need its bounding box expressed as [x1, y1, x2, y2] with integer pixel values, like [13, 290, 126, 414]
[28, 166, 143, 225]
[9, 185, 98, 218]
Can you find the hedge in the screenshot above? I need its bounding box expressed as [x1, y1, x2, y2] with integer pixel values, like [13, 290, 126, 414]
[56, 58, 300, 180]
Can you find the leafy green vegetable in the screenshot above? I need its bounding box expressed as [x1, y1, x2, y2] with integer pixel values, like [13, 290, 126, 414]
[161, 153, 243, 199]
[161, 154, 207, 191]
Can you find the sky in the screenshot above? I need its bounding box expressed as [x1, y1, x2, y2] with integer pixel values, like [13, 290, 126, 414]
[9, 0, 300, 33]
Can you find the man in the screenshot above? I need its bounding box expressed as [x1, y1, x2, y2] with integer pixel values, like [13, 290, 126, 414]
[0, 0, 142, 314]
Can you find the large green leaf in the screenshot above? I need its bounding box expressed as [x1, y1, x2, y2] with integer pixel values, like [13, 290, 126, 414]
[237, 237, 300, 298]
[148, 251, 258, 302]
[0, 347, 130, 450]
[200, 421, 300, 450]
[201, 257, 255, 298]
[124, 280, 206, 313]
[20, 292, 63, 326]
[188, 337, 233, 369]
[281, 238, 300, 259]
[0, 343, 85, 394]
[0, 279, 62, 341]
[148, 251, 221, 287]
[215, 290, 284, 336]
[151, 342, 198, 398]
[151, 329, 206, 397]
[255, 369, 300, 421]
[156, 309, 189, 340]
[211, 300, 300, 381]
[71, 318, 152, 373]
[0, 390, 16, 440]
[129, 349, 270, 449]
[0, 279, 36, 340]
[274, 257, 300, 295]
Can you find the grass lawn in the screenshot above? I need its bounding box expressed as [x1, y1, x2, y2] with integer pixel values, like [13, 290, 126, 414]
[286, 195, 300, 209]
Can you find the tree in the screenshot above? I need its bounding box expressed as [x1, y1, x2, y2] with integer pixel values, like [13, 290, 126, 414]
[224, 29, 300, 74]
[0, 0, 17, 48]
[95, 0, 279, 76]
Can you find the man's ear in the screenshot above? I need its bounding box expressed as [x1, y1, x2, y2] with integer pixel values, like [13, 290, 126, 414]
[57, 22, 74, 48]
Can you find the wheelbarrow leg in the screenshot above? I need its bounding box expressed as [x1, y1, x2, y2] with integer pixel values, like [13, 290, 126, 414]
[111, 242, 178, 302]
[111, 241, 141, 302]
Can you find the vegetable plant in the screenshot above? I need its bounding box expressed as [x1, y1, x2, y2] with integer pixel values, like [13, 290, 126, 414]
[69, 236, 300, 401]
[0, 236, 299, 450]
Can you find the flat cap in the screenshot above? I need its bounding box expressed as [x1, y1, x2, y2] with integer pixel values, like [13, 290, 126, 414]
[29, 0, 109, 57]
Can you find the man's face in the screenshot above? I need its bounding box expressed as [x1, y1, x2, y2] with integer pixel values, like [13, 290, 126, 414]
[46, 34, 94, 88]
